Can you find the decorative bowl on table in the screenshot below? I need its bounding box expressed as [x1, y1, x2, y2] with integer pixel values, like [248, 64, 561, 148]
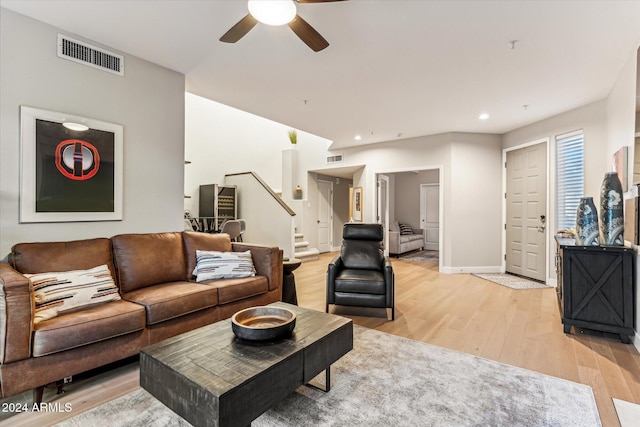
[231, 306, 296, 341]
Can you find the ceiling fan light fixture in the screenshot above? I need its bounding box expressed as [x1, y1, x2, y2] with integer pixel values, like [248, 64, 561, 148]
[248, 0, 297, 26]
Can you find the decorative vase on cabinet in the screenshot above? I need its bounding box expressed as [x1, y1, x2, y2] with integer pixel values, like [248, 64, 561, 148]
[575, 197, 599, 246]
[599, 172, 624, 245]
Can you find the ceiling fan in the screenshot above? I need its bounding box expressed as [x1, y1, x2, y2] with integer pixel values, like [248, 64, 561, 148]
[220, 0, 346, 52]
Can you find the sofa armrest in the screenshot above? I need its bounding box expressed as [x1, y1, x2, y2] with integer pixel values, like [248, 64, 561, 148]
[388, 231, 400, 253]
[0, 263, 33, 363]
[232, 243, 283, 292]
[326, 255, 343, 305]
[383, 257, 394, 308]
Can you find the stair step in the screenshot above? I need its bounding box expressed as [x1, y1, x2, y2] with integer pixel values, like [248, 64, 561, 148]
[294, 248, 320, 262]
[294, 241, 309, 249]
[294, 233, 304, 239]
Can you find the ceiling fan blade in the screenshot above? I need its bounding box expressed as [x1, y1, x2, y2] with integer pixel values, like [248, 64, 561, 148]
[288, 15, 329, 52]
[220, 14, 258, 43]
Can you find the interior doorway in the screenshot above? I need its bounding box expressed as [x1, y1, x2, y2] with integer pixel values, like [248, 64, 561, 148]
[374, 167, 442, 269]
[317, 179, 333, 253]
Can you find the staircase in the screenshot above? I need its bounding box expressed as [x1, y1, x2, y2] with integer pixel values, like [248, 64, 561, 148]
[294, 232, 319, 262]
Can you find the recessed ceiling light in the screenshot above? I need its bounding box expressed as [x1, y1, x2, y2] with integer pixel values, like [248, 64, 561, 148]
[478, 113, 490, 121]
[354, 135, 362, 141]
[63, 122, 89, 131]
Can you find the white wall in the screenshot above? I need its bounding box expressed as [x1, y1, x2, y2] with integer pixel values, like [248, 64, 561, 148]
[0, 9, 185, 257]
[605, 45, 639, 351]
[184, 93, 332, 216]
[607, 47, 638, 188]
[332, 132, 503, 271]
[449, 135, 504, 270]
[502, 100, 609, 282]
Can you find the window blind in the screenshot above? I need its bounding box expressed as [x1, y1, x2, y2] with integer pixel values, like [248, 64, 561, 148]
[556, 131, 584, 231]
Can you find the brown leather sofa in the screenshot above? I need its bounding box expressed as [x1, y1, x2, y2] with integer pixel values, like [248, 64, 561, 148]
[0, 231, 283, 402]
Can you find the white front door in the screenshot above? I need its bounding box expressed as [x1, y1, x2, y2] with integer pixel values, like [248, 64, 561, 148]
[420, 184, 439, 251]
[317, 180, 333, 253]
[506, 142, 547, 281]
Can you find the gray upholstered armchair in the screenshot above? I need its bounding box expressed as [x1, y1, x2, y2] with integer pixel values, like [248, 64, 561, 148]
[326, 223, 395, 320]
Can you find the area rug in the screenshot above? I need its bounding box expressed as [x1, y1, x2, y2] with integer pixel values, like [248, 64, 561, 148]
[472, 273, 553, 290]
[400, 249, 439, 262]
[613, 398, 640, 427]
[56, 326, 601, 427]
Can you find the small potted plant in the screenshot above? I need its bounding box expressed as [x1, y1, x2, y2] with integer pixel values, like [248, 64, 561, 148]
[288, 129, 297, 145]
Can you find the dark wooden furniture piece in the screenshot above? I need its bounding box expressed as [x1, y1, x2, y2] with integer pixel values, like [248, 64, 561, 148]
[140, 302, 353, 427]
[555, 235, 635, 343]
[282, 258, 302, 305]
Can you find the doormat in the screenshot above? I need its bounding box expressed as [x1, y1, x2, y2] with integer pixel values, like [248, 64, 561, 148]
[472, 273, 553, 290]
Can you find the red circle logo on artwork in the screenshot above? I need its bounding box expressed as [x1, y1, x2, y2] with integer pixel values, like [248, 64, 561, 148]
[55, 139, 100, 180]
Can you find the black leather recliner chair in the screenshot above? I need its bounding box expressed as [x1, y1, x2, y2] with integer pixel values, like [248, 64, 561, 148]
[326, 223, 395, 320]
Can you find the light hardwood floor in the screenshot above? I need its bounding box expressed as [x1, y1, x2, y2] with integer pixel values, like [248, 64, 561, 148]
[3, 252, 640, 426]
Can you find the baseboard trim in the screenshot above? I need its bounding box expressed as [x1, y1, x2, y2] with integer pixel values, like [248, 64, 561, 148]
[633, 331, 640, 354]
[440, 266, 503, 274]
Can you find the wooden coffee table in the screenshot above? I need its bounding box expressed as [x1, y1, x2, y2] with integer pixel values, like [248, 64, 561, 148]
[140, 302, 353, 427]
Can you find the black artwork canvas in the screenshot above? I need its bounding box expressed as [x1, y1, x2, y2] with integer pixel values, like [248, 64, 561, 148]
[35, 119, 115, 213]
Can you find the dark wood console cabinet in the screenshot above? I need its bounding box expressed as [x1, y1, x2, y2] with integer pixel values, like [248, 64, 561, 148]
[555, 236, 635, 343]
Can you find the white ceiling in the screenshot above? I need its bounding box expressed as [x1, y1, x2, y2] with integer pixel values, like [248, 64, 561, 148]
[2, 0, 639, 149]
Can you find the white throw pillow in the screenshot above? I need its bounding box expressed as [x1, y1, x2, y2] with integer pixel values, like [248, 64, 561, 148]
[194, 250, 256, 282]
[26, 264, 121, 324]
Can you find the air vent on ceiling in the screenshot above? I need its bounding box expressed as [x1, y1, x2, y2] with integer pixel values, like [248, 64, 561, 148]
[327, 154, 344, 164]
[57, 34, 124, 76]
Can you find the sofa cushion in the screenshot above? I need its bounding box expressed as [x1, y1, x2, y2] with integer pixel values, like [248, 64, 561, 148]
[112, 232, 187, 293]
[11, 238, 114, 277]
[26, 264, 121, 324]
[341, 240, 384, 270]
[335, 269, 386, 295]
[401, 233, 424, 243]
[32, 300, 145, 357]
[194, 250, 256, 282]
[183, 231, 233, 279]
[122, 281, 218, 325]
[201, 276, 269, 305]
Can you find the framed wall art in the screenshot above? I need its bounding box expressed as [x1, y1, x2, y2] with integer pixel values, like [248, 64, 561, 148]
[612, 146, 629, 192]
[350, 186, 363, 222]
[20, 106, 123, 222]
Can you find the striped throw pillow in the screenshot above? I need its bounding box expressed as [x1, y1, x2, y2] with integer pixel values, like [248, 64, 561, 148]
[399, 223, 414, 235]
[26, 264, 121, 324]
[194, 250, 256, 282]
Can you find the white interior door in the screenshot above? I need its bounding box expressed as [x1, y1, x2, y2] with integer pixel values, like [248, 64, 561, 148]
[506, 142, 547, 281]
[377, 174, 390, 255]
[317, 180, 333, 253]
[420, 184, 439, 251]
